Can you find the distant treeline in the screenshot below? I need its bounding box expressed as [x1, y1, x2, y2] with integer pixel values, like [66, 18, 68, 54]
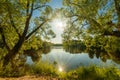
[63, 40, 86, 53]
[52, 43, 63, 46]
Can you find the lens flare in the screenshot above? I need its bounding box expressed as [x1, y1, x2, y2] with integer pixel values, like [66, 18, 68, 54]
[58, 66, 63, 72]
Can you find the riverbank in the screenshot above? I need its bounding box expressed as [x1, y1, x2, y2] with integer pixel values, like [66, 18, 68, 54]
[1, 65, 120, 80]
[0, 76, 58, 80]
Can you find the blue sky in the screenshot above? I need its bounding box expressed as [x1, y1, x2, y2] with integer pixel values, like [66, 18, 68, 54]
[32, 0, 64, 44]
[49, 0, 63, 9]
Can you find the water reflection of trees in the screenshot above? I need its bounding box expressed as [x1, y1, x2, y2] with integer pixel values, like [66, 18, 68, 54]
[64, 47, 120, 64]
[10, 47, 51, 68]
[24, 47, 51, 62]
[6, 47, 51, 72]
[63, 40, 86, 53]
[64, 46, 84, 53]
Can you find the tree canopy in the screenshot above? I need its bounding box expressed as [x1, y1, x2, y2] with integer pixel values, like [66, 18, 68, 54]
[0, 0, 55, 66]
[62, 0, 120, 39]
[62, 0, 120, 57]
[0, 0, 120, 67]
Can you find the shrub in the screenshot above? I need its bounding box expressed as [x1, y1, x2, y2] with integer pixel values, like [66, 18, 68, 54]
[28, 62, 57, 77]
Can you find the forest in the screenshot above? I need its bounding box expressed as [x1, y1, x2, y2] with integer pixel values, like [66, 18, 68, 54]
[0, 0, 120, 80]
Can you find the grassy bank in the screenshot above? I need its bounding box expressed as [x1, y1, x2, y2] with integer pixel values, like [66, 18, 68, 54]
[66, 66, 120, 80]
[0, 62, 120, 80]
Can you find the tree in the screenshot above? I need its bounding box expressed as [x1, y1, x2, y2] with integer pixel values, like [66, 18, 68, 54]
[62, 0, 120, 57]
[0, 0, 55, 66]
[63, 0, 120, 37]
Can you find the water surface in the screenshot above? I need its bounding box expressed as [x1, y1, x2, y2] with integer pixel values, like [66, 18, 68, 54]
[26, 47, 120, 71]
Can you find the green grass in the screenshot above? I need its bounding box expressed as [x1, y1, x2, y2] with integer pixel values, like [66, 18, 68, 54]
[1, 62, 120, 80]
[66, 66, 120, 80]
[0, 63, 25, 77]
[25, 62, 120, 80]
[27, 62, 57, 76]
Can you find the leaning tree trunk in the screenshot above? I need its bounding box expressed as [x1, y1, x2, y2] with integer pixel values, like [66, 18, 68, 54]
[3, 37, 24, 66]
[3, 1, 33, 66]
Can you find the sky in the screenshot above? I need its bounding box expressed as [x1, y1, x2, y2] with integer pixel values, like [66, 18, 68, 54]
[32, 0, 65, 44]
[48, 0, 64, 44]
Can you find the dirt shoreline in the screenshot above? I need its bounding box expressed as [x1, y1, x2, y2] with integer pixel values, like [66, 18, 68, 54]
[0, 76, 59, 80]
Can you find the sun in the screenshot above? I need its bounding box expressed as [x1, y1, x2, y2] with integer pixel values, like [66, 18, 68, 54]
[58, 66, 63, 72]
[55, 20, 63, 28]
[49, 18, 66, 31]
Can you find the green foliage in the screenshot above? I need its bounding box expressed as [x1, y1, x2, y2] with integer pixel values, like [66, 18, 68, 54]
[1, 61, 120, 80]
[66, 66, 120, 80]
[0, 63, 25, 77]
[39, 0, 51, 4]
[0, 0, 56, 66]
[63, 40, 86, 53]
[105, 37, 120, 53]
[26, 62, 57, 77]
[21, 36, 43, 51]
[84, 35, 107, 53]
[62, 0, 120, 59]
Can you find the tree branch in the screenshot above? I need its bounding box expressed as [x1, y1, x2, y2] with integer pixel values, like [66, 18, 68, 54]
[68, 1, 85, 8]
[26, 0, 30, 16]
[7, 5, 21, 38]
[69, 14, 102, 28]
[22, 0, 34, 40]
[33, 5, 49, 10]
[72, 18, 78, 24]
[114, 0, 120, 22]
[114, 0, 120, 30]
[40, 26, 48, 37]
[25, 21, 46, 40]
[104, 30, 120, 37]
[0, 28, 10, 51]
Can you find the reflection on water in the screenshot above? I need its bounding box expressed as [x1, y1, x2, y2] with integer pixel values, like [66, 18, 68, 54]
[25, 48, 51, 63]
[26, 47, 120, 71]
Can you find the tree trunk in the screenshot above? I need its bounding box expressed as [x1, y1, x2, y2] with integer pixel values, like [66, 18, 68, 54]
[3, 38, 24, 66]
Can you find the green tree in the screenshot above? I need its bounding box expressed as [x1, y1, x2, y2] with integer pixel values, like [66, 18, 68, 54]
[0, 0, 55, 66]
[63, 0, 120, 37]
[62, 0, 120, 58]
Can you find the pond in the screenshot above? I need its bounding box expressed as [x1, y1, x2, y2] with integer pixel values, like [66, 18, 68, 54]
[26, 47, 120, 71]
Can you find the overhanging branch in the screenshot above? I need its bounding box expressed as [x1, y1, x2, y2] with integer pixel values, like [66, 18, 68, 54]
[69, 14, 102, 28]
[104, 30, 120, 37]
[33, 5, 49, 10]
[25, 21, 46, 40]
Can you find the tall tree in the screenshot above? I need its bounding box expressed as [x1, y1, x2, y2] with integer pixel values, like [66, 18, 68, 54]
[63, 0, 120, 37]
[0, 0, 55, 66]
[62, 0, 120, 58]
